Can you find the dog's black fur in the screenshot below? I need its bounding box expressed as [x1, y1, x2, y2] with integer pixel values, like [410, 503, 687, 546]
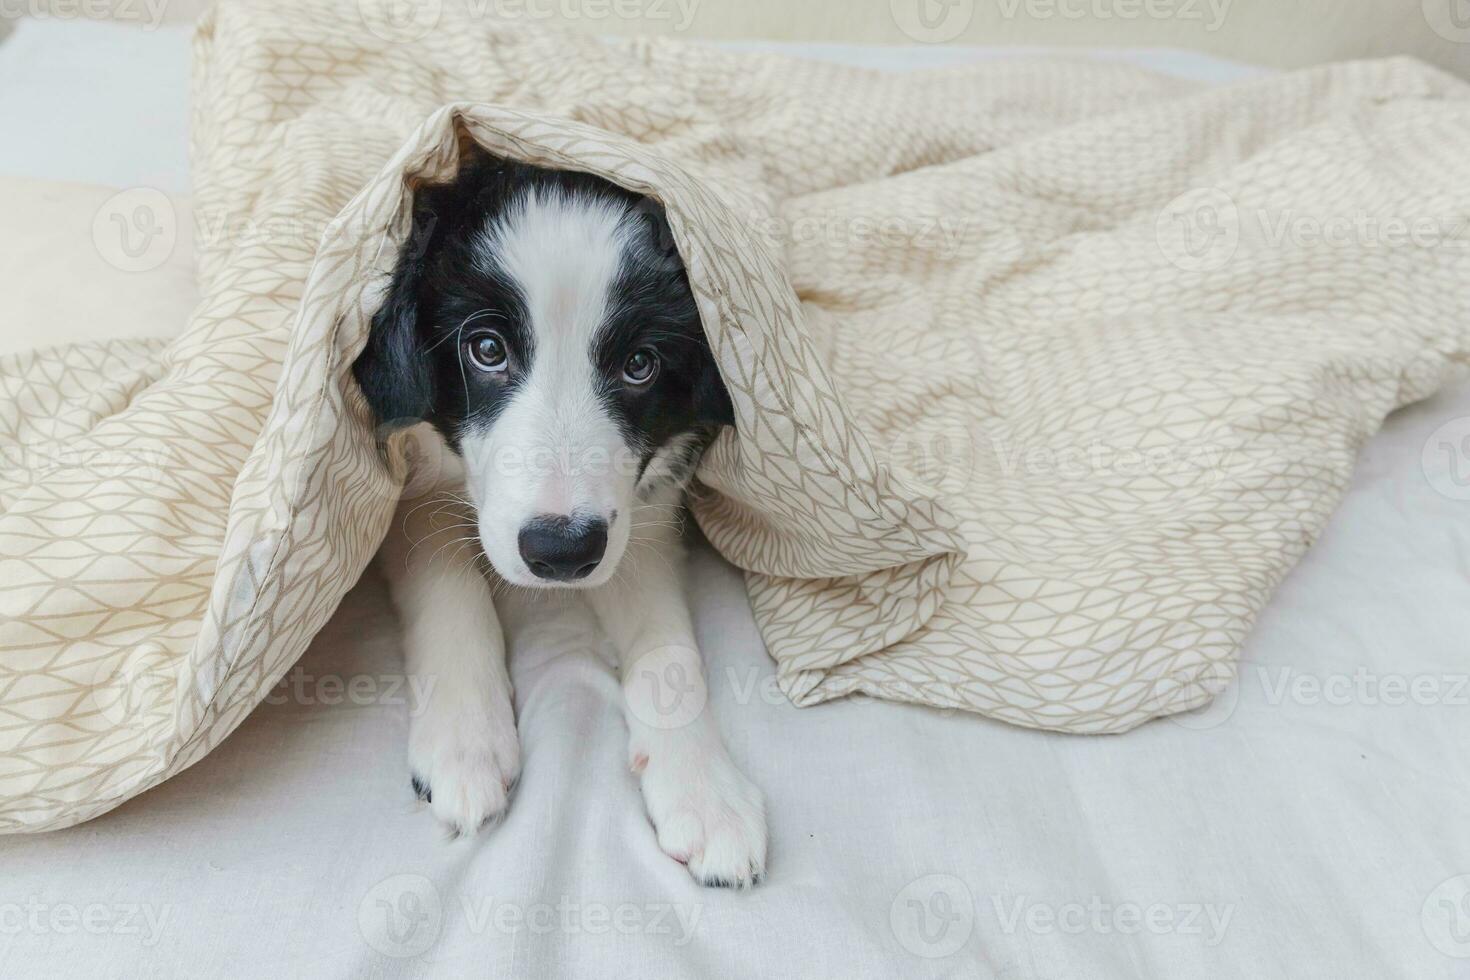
[353, 152, 733, 477]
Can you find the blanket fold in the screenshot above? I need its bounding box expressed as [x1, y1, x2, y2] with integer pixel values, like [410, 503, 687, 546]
[4, 0, 1470, 832]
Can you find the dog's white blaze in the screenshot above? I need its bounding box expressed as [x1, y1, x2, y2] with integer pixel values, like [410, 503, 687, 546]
[461, 187, 640, 587]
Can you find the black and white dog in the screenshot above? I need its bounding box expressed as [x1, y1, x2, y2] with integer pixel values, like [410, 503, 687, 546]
[353, 151, 767, 886]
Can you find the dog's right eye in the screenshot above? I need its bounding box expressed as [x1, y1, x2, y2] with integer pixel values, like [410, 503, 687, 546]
[464, 331, 508, 373]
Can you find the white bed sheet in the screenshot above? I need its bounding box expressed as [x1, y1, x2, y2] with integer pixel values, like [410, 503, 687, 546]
[2, 19, 1467, 980]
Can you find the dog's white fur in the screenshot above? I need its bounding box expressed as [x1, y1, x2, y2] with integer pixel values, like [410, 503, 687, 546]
[376, 191, 767, 886]
[463, 188, 640, 588]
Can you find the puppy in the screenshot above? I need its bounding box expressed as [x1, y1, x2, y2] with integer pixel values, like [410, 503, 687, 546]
[353, 152, 767, 886]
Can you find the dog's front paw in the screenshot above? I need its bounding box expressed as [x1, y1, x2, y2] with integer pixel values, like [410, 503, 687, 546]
[409, 708, 521, 837]
[635, 742, 767, 887]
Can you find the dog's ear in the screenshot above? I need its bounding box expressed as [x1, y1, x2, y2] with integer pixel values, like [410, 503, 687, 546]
[353, 195, 439, 429]
[693, 344, 735, 429]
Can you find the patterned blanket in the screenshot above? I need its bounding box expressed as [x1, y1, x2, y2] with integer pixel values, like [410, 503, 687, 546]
[4, 0, 1470, 832]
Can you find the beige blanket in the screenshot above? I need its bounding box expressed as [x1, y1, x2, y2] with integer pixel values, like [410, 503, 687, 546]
[5, 0, 1470, 833]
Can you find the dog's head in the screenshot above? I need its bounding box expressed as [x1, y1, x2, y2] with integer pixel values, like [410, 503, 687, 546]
[354, 153, 733, 588]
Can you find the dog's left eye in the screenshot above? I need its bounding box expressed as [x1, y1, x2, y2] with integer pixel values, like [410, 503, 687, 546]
[465, 331, 508, 373]
[623, 348, 658, 386]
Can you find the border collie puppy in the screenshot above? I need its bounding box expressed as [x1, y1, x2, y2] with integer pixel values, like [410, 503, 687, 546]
[353, 151, 766, 886]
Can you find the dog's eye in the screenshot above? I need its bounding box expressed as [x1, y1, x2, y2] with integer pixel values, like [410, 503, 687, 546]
[623, 348, 658, 386]
[465, 331, 508, 373]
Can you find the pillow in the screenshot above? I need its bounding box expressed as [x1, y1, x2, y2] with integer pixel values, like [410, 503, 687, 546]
[0, 177, 195, 358]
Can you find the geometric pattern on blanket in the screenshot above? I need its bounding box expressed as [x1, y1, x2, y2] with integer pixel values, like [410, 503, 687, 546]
[3, 0, 1470, 832]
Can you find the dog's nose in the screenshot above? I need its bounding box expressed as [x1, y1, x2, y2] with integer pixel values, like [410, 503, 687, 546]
[518, 515, 608, 582]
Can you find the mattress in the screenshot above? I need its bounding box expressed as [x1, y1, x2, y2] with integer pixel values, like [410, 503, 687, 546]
[1, 18, 1466, 980]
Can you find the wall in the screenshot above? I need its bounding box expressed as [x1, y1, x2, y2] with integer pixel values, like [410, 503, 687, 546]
[6, 0, 1469, 76]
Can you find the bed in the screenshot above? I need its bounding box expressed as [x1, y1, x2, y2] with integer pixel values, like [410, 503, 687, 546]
[1, 17, 1467, 979]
